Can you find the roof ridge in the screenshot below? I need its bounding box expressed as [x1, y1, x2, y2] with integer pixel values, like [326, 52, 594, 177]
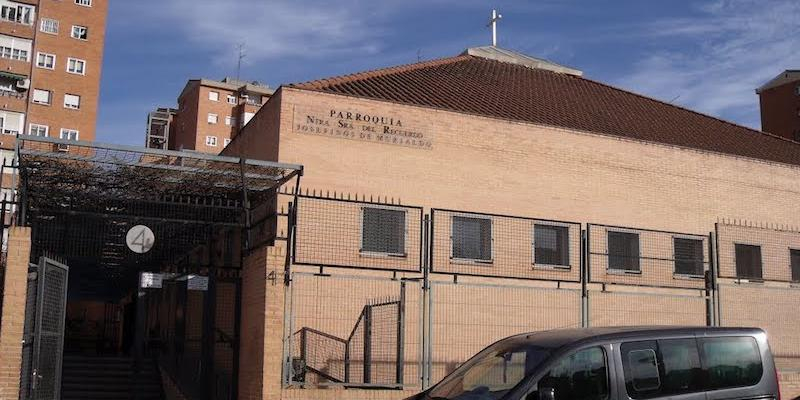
[290, 55, 470, 90]
[573, 74, 800, 147]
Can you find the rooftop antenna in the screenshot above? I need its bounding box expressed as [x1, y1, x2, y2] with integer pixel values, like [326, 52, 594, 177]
[417, 49, 422, 62]
[487, 9, 502, 47]
[236, 43, 246, 81]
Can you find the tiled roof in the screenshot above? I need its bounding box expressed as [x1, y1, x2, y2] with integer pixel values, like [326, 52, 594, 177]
[291, 52, 800, 167]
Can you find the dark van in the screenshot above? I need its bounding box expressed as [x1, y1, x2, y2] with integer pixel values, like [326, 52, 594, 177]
[409, 326, 779, 400]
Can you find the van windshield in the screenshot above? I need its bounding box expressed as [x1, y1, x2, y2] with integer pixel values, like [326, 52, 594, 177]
[427, 340, 551, 400]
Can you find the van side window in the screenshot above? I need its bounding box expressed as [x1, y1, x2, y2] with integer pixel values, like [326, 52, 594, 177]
[698, 336, 763, 389]
[621, 339, 702, 399]
[538, 347, 608, 400]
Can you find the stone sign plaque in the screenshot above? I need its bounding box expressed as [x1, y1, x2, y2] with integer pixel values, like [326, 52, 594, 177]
[293, 107, 432, 149]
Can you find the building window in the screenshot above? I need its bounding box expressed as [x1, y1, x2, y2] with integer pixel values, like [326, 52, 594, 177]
[31, 89, 51, 105]
[452, 215, 492, 262]
[673, 238, 704, 276]
[208, 91, 219, 102]
[67, 57, 86, 75]
[74, 0, 91, 6]
[734, 244, 762, 280]
[608, 231, 640, 272]
[0, 47, 28, 61]
[40, 18, 59, 34]
[36, 52, 55, 69]
[29, 124, 48, 137]
[790, 249, 800, 283]
[533, 224, 570, 267]
[361, 207, 406, 255]
[205, 136, 218, 146]
[63, 93, 80, 109]
[225, 115, 233, 126]
[1, 3, 34, 25]
[70, 25, 88, 40]
[0, 111, 23, 135]
[223, 138, 231, 147]
[60, 128, 79, 141]
[227, 95, 236, 104]
[207, 113, 218, 124]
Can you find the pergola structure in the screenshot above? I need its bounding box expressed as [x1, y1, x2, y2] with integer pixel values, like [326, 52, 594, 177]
[13, 135, 302, 293]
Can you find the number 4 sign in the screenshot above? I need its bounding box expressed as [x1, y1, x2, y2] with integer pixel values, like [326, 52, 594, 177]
[126, 225, 155, 254]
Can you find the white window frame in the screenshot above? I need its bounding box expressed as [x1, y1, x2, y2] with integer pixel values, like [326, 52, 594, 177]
[60, 128, 79, 141]
[223, 138, 231, 147]
[74, 0, 91, 6]
[207, 113, 218, 124]
[606, 228, 642, 275]
[63, 93, 80, 109]
[531, 221, 573, 270]
[0, 35, 31, 62]
[359, 205, 409, 257]
[29, 123, 48, 137]
[225, 115, 233, 126]
[205, 136, 218, 147]
[40, 18, 59, 34]
[31, 88, 51, 105]
[208, 91, 219, 102]
[70, 25, 88, 40]
[226, 95, 237, 105]
[66, 57, 86, 75]
[1, 3, 35, 25]
[36, 52, 55, 69]
[671, 234, 706, 279]
[450, 213, 494, 264]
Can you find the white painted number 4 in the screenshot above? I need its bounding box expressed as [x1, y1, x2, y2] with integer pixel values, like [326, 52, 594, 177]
[126, 225, 155, 254]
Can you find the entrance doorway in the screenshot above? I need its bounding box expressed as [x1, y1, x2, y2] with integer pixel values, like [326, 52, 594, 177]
[11, 136, 302, 400]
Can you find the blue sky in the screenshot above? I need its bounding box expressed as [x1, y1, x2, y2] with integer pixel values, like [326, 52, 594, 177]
[97, 0, 800, 145]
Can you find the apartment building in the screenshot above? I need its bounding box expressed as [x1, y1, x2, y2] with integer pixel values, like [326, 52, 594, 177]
[145, 106, 176, 150]
[158, 77, 273, 153]
[757, 70, 800, 140]
[0, 0, 107, 150]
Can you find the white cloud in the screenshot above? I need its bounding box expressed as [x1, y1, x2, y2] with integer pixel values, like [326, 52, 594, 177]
[614, 0, 800, 129]
[152, 0, 389, 65]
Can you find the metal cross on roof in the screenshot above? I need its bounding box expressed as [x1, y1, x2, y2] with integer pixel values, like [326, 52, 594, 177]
[487, 9, 502, 47]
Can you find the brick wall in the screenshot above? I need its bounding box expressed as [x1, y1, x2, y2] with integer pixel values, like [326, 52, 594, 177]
[225, 87, 800, 399]
[0, 227, 31, 400]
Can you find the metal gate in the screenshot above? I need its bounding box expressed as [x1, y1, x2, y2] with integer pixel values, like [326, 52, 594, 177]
[20, 257, 69, 400]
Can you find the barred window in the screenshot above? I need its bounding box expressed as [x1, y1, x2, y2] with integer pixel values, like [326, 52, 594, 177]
[734, 244, 762, 280]
[452, 216, 492, 262]
[608, 231, 640, 272]
[534, 224, 569, 267]
[674, 238, 704, 276]
[790, 249, 800, 282]
[361, 207, 405, 255]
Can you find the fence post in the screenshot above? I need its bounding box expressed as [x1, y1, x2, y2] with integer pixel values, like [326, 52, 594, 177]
[397, 282, 406, 386]
[363, 305, 372, 384]
[705, 232, 715, 327]
[581, 229, 589, 328]
[344, 340, 350, 383]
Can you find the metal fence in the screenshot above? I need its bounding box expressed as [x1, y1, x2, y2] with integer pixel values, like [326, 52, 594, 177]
[285, 198, 800, 391]
[293, 195, 423, 273]
[145, 272, 241, 400]
[587, 224, 710, 290]
[718, 283, 800, 371]
[286, 272, 421, 388]
[430, 209, 581, 281]
[587, 289, 708, 328]
[427, 281, 581, 384]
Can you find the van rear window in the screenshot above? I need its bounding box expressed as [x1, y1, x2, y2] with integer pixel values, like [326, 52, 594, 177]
[699, 336, 763, 389]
